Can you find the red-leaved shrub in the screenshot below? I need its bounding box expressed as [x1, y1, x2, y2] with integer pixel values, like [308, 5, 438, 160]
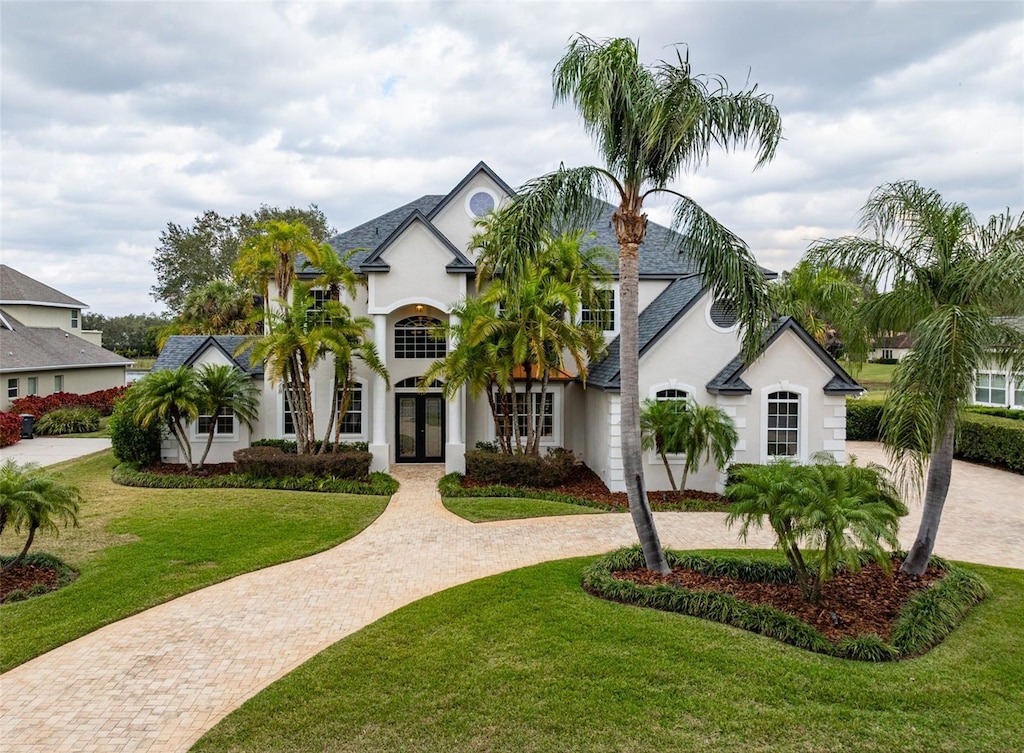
[10, 386, 127, 419]
[0, 411, 22, 447]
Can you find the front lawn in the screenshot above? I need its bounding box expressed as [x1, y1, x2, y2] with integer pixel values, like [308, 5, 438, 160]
[853, 362, 896, 396]
[443, 495, 607, 522]
[192, 554, 1024, 752]
[0, 451, 389, 672]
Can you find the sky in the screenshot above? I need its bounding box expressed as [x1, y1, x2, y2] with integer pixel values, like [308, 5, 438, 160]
[2, 0, 1022, 316]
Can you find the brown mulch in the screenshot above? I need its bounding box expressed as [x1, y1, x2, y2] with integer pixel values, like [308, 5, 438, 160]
[1, 563, 76, 602]
[145, 463, 237, 477]
[614, 559, 942, 643]
[460, 463, 729, 511]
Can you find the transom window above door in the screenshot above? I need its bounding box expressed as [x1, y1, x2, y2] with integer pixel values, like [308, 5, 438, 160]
[394, 316, 446, 359]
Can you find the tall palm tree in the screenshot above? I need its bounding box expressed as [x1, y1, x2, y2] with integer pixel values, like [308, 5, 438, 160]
[134, 366, 203, 469]
[235, 219, 319, 304]
[194, 364, 260, 469]
[499, 36, 781, 571]
[0, 459, 82, 570]
[808, 181, 1024, 574]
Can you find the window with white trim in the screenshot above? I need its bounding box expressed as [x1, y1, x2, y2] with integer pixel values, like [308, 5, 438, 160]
[494, 391, 554, 438]
[7, 378, 18, 399]
[1014, 375, 1024, 409]
[395, 316, 445, 359]
[197, 407, 235, 436]
[283, 393, 295, 435]
[581, 289, 615, 331]
[975, 372, 1007, 405]
[881, 348, 894, 360]
[766, 391, 800, 458]
[27, 377, 38, 396]
[337, 382, 363, 435]
[54, 375, 64, 392]
[656, 388, 688, 402]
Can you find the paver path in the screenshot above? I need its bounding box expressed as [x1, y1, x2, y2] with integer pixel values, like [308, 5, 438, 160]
[2, 444, 1021, 752]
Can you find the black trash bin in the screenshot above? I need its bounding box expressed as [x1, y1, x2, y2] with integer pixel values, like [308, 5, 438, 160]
[19, 414, 34, 439]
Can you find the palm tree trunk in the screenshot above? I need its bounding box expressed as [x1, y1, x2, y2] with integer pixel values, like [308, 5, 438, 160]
[901, 417, 956, 575]
[535, 372, 550, 457]
[12, 523, 37, 567]
[320, 377, 338, 455]
[199, 422, 217, 469]
[658, 448, 678, 491]
[616, 221, 669, 574]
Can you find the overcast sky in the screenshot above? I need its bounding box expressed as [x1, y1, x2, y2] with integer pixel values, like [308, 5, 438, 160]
[2, 0, 1022, 316]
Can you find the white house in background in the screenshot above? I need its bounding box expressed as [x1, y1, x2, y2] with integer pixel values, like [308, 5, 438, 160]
[868, 333, 913, 362]
[155, 163, 862, 491]
[0, 265, 132, 411]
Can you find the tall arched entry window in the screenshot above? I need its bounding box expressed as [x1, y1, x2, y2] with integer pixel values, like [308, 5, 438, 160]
[394, 316, 446, 359]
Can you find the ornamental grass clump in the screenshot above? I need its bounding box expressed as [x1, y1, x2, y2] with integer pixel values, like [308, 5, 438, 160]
[725, 455, 907, 603]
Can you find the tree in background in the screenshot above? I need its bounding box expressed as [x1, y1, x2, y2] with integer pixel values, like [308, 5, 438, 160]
[151, 204, 334, 313]
[495, 36, 781, 572]
[81, 312, 169, 357]
[157, 280, 259, 347]
[808, 181, 1024, 574]
[769, 259, 874, 363]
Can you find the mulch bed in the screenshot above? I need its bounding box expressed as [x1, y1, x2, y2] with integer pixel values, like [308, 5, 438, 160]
[614, 558, 942, 643]
[460, 463, 729, 511]
[1, 563, 76, 602]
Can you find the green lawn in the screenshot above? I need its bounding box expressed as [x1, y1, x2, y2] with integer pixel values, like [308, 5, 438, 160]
[0, 451, 389, 671]
[193, 555, 1023, 753]
[852, 362, 896, 397]
[443, 496, 607, 522]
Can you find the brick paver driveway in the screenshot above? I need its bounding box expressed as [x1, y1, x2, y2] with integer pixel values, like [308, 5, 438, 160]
[2, 443, 1021, 752]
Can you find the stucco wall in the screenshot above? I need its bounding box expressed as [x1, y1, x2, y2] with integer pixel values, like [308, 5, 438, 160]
[2, 304, 83, 334]
[1, 366, 127, 412]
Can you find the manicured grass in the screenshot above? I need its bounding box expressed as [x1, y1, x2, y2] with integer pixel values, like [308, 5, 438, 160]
[853, 362, 896, 396]
[193, 554, 1024, 753]
[443, 495, 607, 522]
[0, 451, 388, 671]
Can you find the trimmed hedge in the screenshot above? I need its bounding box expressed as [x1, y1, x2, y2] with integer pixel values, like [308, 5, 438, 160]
[845, 400, 1024, 473]
[250, 438, 370, 454]
[111, 463, 398, 496]
[583, 546, 989, 661]
[464, 448, 576, 488]
[109, 391, 162, 468]
[10, 386, 126, 419]
[967, 406, 1024, 421]
[438, 472, 611, 511]
[0, 411, 22, 448]
[234, 446, 372, 481]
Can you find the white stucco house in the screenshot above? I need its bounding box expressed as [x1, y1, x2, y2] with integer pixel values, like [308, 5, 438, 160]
[0, 265, 132, 411]
[155, 162, 863, 491]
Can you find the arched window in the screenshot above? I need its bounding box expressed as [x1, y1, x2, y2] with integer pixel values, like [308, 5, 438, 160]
[766, 391, 800, 458]
[394, 316, 445, 359]
[655, 388, 688, 402]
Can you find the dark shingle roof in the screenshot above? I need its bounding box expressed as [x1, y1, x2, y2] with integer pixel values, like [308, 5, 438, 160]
[325, 196, 445, 272]
[154, 336, 262, 377]
[0, 265, 87, 308]
[706, 317, 862, 396]
[587, 276, 706, 389]
[0, 310, 131, 372]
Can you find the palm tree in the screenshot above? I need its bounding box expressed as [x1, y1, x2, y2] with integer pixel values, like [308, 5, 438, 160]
[498, 36, 782, 571]
[157, 279, 258, 347]
[194, 364, 260, 468]
[133, 366, 203, 469]
[235, 219, 319, 304]
[808, 181, 1024, 574]
[641, 398, 738, 492]
[0, 459, 81, 570]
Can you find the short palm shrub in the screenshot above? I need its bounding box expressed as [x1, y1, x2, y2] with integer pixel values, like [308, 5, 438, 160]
[0, 460, 82, 569]
[34, 407, 101, 435]
[726, 456, 907, 603]
[640, 397, 737, 491]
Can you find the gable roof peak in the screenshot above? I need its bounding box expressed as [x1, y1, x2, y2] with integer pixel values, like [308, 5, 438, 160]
[426, 162, 516, 221]
[0, 264, 88, 309]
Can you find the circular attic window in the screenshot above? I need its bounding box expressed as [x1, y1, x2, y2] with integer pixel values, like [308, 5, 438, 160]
[707, 298, 739, 332]
[466, 190, 496, 218]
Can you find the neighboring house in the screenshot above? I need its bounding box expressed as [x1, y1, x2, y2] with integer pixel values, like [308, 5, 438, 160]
[972, 316, 1024, 411]
[0, 265, 132, 412]
[156, 162, 862, 490]
[868, 333, 913, 362]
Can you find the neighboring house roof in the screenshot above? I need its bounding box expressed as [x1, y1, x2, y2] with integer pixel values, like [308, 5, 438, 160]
[0, 311, 131, 373]
[874, 333, 914, 350]
[706, 316, 862, 396]
[0, 264, 87, 309]
[153, 335, 263, 377]
[587, 276, 706, 389]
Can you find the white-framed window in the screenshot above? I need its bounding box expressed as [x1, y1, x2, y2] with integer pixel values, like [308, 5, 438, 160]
[195, 407, 235, 438]
[337, 381, 365, 436]
[882, 348, 894, 360]
[490, 389, 560, 445]
[71, 309, 79, 329]
[282, 392, 296, 436]
[646, 383, 693, 463]
[975, 372, 1007, 406]
[1013, 375, 1024, 410]
[394, 316, 446, 359]
[766, 391, 800, 458]
[54, 375, 64, 392]
[27, 377, 38, 396]
[7, 378, 18, 399]
[581, 289, 616, 332]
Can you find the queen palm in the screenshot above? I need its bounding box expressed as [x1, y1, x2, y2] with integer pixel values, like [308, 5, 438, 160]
[194, 364, 260, 469]
[809, 181, 1024, 574]
[500, 36, 781, 571]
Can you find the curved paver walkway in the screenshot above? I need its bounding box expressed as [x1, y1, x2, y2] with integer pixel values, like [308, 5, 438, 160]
[2, 443, 1021, 752]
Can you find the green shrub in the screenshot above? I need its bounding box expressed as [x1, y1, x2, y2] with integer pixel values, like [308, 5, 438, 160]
[109, 390, 162, 468]
[966, 406, 1024, 421]
[250, 438, 369, 454]
[438, 472, 609, 511]
[955, 414, 1024, 472]
[464, 448, 577, 488]
[846, 400, 885, 441]
[233, 446, 372, 481]
[34, 406, 101, 435]
[111, 463, 398, 495]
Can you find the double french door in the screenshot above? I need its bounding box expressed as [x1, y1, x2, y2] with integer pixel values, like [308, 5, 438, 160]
[396, 394, 445, 462]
